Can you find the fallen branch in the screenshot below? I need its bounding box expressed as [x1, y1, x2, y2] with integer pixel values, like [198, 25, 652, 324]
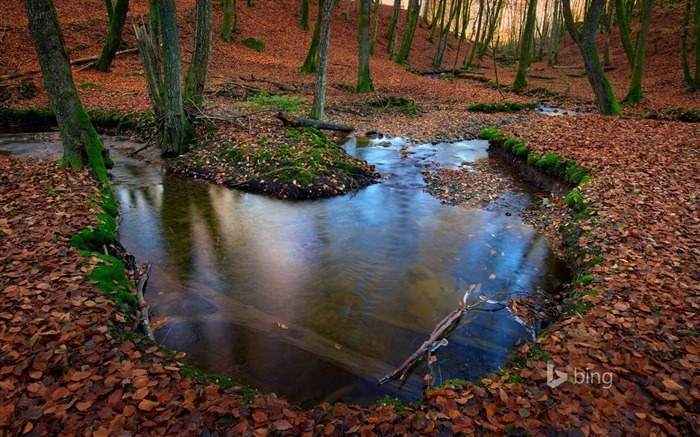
[135, 262, 155, 342]
[0, 48, 139, 82]
[276, 111, 354, 133]
[378, 285, 475, 384]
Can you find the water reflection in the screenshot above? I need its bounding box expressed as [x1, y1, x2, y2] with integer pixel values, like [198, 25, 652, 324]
[1, 133, 566, 407]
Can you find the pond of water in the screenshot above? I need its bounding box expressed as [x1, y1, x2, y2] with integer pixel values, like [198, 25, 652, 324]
[1, 131, 567, 408]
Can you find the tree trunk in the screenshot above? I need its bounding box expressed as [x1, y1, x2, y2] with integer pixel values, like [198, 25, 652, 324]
[548, 0, 560, 66]
[681, 0, 693, 86]
[24, 0, 111, 183]
[149, 0, 161, 59]
[562, 0, 621, 115]
[301, 0, 324, 73]
[221, 0, 232, 42]
[512, 0, 538, 90]
[463, 0, 484, 68]
[134, 24, 164, 119]
[623, 0, 655, 103]
[386, 0, 402, 51]
[694, 0, 700, 89]
[158, 0, 189, 156]
[396, 0, 421, 64]
[356, 0, 373, 92]
[370, 0, 381, 55]
[476, 0, 504, 62]
[300, 0, 310, 30]
[615, 0, 635, 67]
[184, 0, 212, 111]
[96, 0, 129, 71]
[311, 0, 334, 120]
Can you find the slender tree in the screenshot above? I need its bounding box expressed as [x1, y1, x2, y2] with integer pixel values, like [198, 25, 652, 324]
[184, 0, 213, 111]
[311, 0, 335, 120]
[158, 0, 189, 155]
[622, 0, 656, 103]
[548, 0, 561, 66]
[357, 0, 373, 91]
[370, 0, 381, 55]
[562, 0, 622, 115]
[221, 0, 238, 42]
[386, 0, 402, 50]
[95, 0, 129, 71]
[300, 0, 310, 30]
[615, 0, 635, 67]
[149, 0, 161, 58]
[395, 0, 421, 64]
[24, 0, 111, 182]
[301, 0, 325, 73]
[681, 0, 700, 90]
[512, 0, 538, 90]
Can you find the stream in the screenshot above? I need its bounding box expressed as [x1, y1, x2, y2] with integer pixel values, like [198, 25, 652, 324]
[1, 131, 568, 408]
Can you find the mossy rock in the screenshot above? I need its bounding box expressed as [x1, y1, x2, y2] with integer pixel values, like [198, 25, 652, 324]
[467, 101, 536, 113]
[242, 37, 265, 52]
[84, 252, 137, 307]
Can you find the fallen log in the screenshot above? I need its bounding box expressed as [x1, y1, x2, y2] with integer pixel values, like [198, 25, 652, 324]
[276, 111, 354, 133]
[135, 262, 155, 342]
[240, 74, 297, 92]
[0, 48, 139, 82]
[378, 285, 475, 384]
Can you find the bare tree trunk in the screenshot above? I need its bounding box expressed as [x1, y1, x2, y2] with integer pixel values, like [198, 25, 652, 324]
[24, 0, 111, 182]
[548, 0, 561, 66]
[184, 0, 212, 111]
[300, 0, 310, 30]
[96, 0, 129, 71]
[158, 0, 189, 156]
[562, 0, 621, 115]
[134, 24, 164, 119]
[311, 0, 335, 120]
[386, 0, 402, 51]
[357, 0, 373, 91]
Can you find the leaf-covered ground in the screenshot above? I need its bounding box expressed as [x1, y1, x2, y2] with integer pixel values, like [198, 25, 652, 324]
[1, 0, 699, 434]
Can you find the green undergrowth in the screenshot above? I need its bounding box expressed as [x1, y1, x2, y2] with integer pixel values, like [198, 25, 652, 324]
[245, 93, 307, 114]
[70, 187, 136, 308]
[175, 127, 378, 199]
[466, 100, 537, 113]
[242, 37, 266, 52]
[0, 107, 156, 131]
[645, 107, 700, 123]
[364, 96, 419, 115]
[478, 127, 600, 316]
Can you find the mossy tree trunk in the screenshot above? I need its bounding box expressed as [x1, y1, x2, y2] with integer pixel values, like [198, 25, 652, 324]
[386, 0, 401, 51]
[463, 0, 484, 68]
[622, 0, 656, 103]
[475, 0, 504, 62]
[158, 0, 189, 156]
[615, 0, 635, 67]
[512, 0, 538, 91]
[395, 0, 420, 64]
[134, 24, 164, 119]
[184, 0, 212, 112]
[311, 0, 335, 120]
[221, 0, 238, 42]
[301, 0, 325, 73]
[369, 0, 381, 55]
[96, 0, 129, 72]
[681, 0, 700, 90]
[149, 0, 161, 59]
[299, 0, 310, 30]
[356, 0, 373, 92]
[562, 0, 622, 116]
[24, 0, 111, 183]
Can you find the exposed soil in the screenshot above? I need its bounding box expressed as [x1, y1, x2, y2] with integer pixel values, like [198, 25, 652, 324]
[1, 0, 699, 435]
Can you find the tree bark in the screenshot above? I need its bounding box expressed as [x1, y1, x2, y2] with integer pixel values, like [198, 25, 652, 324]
[562, 0, 621, 115]
[95, 0, 129, 71]
[184, 0, 212, 111]
[301, 0, 324, 73]
[615, 0, 635, 67]
[386, 0, 401, 47]
[134, 24, 164, 119]
[158, 0, 189, 156]
[300, 0, 310, 30]
[311, 0, 334, 120]
[512, 0, 538, 90]
[681, 0, 693, 86]
[24, 0, 111, 183]
[623, 0, 656, 103]
[548, 0, 561, 66]
[356, 0, 373, 92]
[395, 0, 420, 64]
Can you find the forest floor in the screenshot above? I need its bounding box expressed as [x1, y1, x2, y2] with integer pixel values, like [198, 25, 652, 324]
[1, 0, 700, 435]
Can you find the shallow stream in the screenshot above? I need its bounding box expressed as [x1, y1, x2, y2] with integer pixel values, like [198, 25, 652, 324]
[1, 131, 567, 407]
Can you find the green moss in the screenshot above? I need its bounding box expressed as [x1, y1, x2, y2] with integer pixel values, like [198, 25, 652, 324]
[84, 252, 136, 307]
[466, 100, 537, 113]
[536, 153, 565, 177]
[376, 395, 406, 412]
[365, 96, 418, 115]
[565, 189, 585, 212]
[242, 37, 265, 52]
